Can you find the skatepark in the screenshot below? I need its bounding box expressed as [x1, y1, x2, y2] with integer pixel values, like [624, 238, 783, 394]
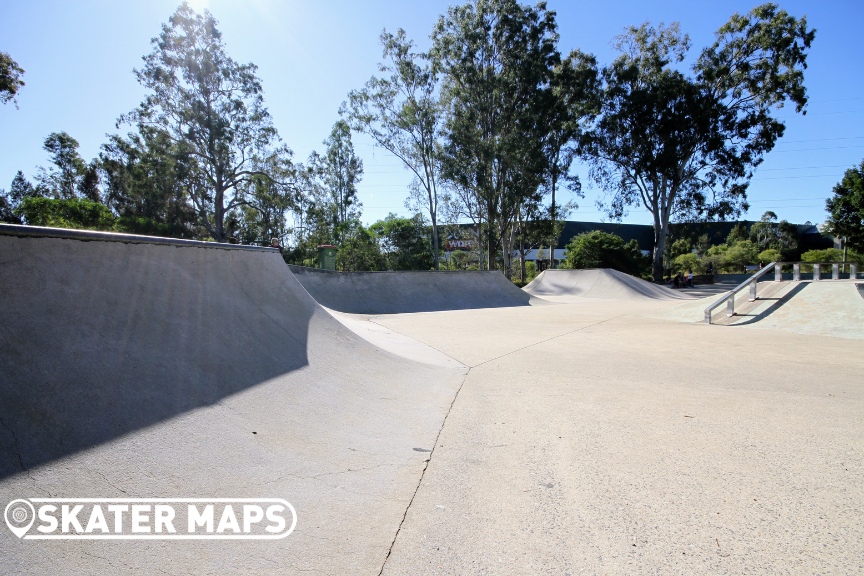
[1, 225, 862, 575]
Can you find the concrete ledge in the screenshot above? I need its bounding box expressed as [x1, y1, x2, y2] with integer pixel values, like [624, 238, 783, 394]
[0, 223, 277, 252]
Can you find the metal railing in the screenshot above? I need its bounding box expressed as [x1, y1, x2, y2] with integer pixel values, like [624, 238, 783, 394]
[703, 261, 860, 324]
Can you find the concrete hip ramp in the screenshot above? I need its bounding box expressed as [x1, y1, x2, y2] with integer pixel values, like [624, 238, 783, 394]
[0, 225, 466, 575]
[288, 265, 545, 314]
[524, 268, 695, 302]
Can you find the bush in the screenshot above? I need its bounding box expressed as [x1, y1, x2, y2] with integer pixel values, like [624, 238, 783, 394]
[757, 248, 781, 264]
[720, 240, 759, 273]
[563, 231, 649, 277]
[525, 261, 537, 282]
[800, 248, 843, 263]
[16, 197, 116, 231]
[672, 252, 703, 274]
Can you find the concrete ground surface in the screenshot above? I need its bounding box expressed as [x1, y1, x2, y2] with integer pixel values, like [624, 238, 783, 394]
[1, 225, 862, 575]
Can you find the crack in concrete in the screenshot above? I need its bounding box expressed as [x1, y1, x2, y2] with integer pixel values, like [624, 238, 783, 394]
[1, 416, 26, 472]
[376, 369, 471, 576]
[97, 470, 129, 495]
[470, 314, 627, 368]
[0, 415, 50, 494]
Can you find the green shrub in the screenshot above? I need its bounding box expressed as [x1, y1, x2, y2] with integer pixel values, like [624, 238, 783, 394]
[672, 252, 703, 274]
[563, 231, 649, 277]
[757, 248, 781, 264]
[719, 240, 759, 273]
[16, 197, 116, 231]
[525, 261, 538, 282]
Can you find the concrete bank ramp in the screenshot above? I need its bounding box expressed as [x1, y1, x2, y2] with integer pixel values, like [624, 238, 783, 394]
[524, 268, 694, 302]
[729, 280, 864, 339]
[0, 225, 466, 575]
[288, 265, 545, 314]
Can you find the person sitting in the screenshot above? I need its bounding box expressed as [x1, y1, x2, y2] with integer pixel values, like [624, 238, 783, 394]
[684, 271, 694, 288]
[673, 272, 682, 288]
[270, 238, 283, 254]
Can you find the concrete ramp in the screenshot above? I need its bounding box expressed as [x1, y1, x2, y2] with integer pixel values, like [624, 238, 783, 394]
[288, 265, 544, 314]
[524, 268, 694, 302]
[731, 281, 864, 340]
[0, 225, 465, 575]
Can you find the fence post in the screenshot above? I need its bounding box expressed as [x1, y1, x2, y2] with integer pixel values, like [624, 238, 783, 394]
[814, 263, 821, 281]
[726, 294, 735, 317]
[833, 263, 840, 280]
[749, 280, 757, 301]
[852, 263, 859, 279]
[793, 263, 800, 281]
[775, 262, 783, 282]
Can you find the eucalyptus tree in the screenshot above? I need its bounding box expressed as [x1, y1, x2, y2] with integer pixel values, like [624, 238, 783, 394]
[311, 120, 364, 245]
[100, 128, 202, 238]
[542, 50, 599, 270]
[343, 29, 444, 268]
[0, 51, 25, 107]
[431, 0, 562, 276]
[824, 160, 864, 253]
[580, 4, 815, 281]
[120, 3, 291, 242]
[35, 132, 87, 200]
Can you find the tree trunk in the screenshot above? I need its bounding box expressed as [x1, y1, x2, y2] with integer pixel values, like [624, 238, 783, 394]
[549, 170, 557, 271]
[651, 208, 670, 282]
[474, 223, 483, 271]
[431, 218, 440, 270]
[518, 208, 527, 281]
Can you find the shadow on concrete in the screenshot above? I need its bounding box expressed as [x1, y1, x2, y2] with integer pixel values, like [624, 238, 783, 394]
[0, 227, 314, 480]
[730, 282, 810, 326]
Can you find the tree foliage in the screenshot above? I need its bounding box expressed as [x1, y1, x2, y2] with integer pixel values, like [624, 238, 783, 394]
[824, 160, 864, 252]
[336, 220, 384, 272]
[343, 29, 444, 268]
[749, 210, 798, 257]
[0, 51, 25, 107]
[120, 3, 291, 242]
[369, 213, 434, 270]
[15, 197, 116, 231]
[36, 132, 87, 199]
[100, 128, 202, 238]
[431, 0, 563, 276]
[563, 230, 648, 277]
[0, 171, 37, 224]
[580, 4, 814, 281]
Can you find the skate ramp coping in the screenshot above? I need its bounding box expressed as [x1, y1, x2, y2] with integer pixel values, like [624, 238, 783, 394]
[288, 265, 547, 314]
[523, 268, 696, 302]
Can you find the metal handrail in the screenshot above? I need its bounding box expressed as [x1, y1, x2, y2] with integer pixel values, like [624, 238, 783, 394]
[704, 262, 778, 324]
[703, 260, 861, 324]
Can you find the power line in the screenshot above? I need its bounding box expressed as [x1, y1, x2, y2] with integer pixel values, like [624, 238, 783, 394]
[757, 164, 850, 171]
[775, 136, 864, 145]
[749, 198, 826, 203]
[772, 145, 864, 152]
[752, 174, 838, 180]
[809, 97, 864, 103]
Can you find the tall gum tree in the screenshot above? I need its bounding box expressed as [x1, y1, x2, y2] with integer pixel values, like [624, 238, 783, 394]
[120, 3, 289, 242]
[432, 0, 561, 276]
[580, 4, 815, 281]
[343, 29, 444, 268]
[824, 160, 864, 254]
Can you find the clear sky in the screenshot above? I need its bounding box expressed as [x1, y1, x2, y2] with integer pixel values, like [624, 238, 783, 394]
[1, 0, 862, 228]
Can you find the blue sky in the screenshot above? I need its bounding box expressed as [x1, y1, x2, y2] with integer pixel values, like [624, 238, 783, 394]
[1, 0, 862, 227]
